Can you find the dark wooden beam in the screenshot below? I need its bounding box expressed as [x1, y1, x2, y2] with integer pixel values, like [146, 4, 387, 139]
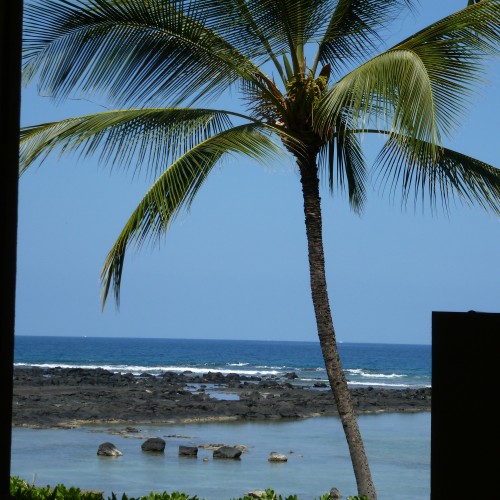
[0, 1, 22, 497]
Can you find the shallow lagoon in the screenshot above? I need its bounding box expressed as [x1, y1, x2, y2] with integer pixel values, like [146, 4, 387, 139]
[12, 412, 430, 500]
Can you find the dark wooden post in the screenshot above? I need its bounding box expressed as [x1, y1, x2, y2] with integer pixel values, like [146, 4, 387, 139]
[0, 1, 23, 497]
[432, 311, 500, 499]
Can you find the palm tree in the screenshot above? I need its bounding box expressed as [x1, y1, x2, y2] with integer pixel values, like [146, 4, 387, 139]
[20, 1, 500, 498]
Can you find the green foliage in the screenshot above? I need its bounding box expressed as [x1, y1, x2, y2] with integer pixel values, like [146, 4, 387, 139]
[10, 476, 105, 499]
[10, 477, 360, 500]
[10, 477, 200, 500]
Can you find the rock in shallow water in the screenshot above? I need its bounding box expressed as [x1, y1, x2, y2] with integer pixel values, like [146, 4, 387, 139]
[141, 437, 166, 452]
[179, 445, 198, 457]
[245, 491, 267, 498]
[268, 451, 288, 462]
[213, 446, 242, 459]
[97, 442, 122, 456]
[329, 487, 342, 499]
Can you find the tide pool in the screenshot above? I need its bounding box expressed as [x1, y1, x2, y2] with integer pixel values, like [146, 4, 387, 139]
[12, 412, 430, 500]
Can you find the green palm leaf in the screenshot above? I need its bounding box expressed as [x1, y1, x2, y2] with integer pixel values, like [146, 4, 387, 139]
[20, 108, 237, 177]
[315, 0, 499, 164]
[253, 0, 332, 70]
[318, 115, 367, 213]
[313, 0, 414, 74]
[179, 0, 285, 77]
[206, 0, 335, 71]
[22, 0, 263, 106]
[100, 123, 286, 307]
[376, 135, 500, 214]
[391, 0, 499, 133]
[316, 50, 442, 161]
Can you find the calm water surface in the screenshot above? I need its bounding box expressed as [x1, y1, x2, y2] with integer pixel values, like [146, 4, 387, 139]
[12, 413, 430, 500]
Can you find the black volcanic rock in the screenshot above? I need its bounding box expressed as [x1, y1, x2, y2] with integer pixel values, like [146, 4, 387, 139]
[12, 366, 431, 428]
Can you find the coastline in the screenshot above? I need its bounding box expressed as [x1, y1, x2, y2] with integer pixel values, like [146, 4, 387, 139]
[12, 366, 431, 429]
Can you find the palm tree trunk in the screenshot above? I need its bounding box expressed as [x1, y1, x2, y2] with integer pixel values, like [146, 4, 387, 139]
[298, 153, 377, 500]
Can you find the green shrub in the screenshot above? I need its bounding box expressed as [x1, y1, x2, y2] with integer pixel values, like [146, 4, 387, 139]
[11, 476, 365, 500]
[10, 476, 104, 499]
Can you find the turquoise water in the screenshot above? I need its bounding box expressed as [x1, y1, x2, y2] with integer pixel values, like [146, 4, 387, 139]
[12, 413, 430, 500]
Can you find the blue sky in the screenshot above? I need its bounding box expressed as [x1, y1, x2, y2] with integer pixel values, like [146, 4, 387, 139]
[15, 1, 499, 344]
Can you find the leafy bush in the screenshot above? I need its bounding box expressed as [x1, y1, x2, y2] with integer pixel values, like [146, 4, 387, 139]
[10, 477, 197, 500]
[10, 476, 105, 499]
[11, 476, 365, 500]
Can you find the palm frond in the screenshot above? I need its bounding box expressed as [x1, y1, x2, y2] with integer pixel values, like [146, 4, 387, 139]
[375, 135, 500, 215]
[100, 123, 287, 307]
[202, 0, 335, 73]
[262, 0, 335, 70]
[318, 115, 367, 213]
[316, 50, 442, 164]
[183, 0, 284, 79]
[22, 0, 263, 106]
[391, 0, 499, 135]
[315, 0, 499, 166]
[313, 0, 414, 74]
[20, 108, 237, 179]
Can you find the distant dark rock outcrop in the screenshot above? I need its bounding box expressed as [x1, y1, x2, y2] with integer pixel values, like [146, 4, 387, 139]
[12, 366, 431, 428]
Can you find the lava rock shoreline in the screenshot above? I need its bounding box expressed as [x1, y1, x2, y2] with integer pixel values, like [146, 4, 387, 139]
[12, 366, 431, 428]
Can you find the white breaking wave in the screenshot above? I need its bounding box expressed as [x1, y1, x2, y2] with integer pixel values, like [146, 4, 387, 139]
[255, 365, 287, 370]
[347, 381, 431, 389]
[14, 362, 280, 377]
[294, 376, 430, 389]
[346, 368, 405, 379]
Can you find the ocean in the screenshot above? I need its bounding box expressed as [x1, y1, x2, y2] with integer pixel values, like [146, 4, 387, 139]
[13, 336, 431, 389]
[12, 336, 431, 499]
